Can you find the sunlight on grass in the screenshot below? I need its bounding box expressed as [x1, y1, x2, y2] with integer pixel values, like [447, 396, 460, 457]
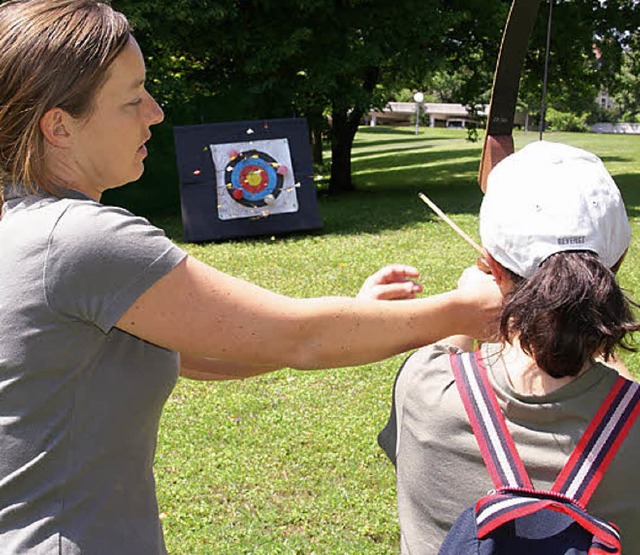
[155, 128, 640, 554]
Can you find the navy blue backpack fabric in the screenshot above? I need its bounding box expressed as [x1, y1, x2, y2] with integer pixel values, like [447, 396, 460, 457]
[439, 351, 640, 555]
[440, 494, 606, 555]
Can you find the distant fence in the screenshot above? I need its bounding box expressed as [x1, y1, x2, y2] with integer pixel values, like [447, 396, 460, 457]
[591, 122, 640, 134]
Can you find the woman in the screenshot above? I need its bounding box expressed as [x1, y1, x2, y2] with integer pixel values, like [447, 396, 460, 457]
[379, 140, 640, 553]
[0, 1, 499, 553]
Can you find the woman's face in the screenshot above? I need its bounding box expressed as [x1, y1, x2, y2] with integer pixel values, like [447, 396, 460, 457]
[66, 36, 164, 199]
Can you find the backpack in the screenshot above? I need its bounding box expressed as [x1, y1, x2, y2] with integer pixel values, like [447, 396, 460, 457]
[439, 351, 640, 555]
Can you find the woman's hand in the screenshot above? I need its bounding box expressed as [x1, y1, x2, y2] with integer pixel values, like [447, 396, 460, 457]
[455, 263, 502, 342]
[357, 264, 423, 301]
[457, 262, 494, 290]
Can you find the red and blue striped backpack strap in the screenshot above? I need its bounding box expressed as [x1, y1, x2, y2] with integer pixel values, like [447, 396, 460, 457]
[450, 350, 532, 489]
[449, 350, 640, 554]
[552, 375, 640, 506]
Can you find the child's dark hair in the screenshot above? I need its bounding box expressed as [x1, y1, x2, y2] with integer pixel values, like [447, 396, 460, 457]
[500, 251, 640, 378]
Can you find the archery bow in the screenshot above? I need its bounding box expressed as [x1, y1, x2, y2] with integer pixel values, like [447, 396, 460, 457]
[478, 0, 544, 192]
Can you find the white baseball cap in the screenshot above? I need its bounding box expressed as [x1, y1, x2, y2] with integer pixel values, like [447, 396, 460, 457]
[479, 141, 631, 278]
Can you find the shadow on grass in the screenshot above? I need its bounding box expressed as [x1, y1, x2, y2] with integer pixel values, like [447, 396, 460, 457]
[357, 126, 418, 137]
[352, 143, 447, 160]
[317, 180, 484, 236]
[617, 175, 640, 219]
[153, 128, 640, 244]
[352, 130, 480, 178]
[156, 180, 484, 244]
[352, 147, 479, 174]
[351, 135, 454, 152]
[599, 155, 637, 165]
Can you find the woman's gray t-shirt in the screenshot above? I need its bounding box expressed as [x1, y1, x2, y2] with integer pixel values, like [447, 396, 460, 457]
[0, 188, 187, 554]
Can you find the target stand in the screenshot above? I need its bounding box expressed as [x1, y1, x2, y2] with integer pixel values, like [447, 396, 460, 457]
[174, 118, 322, 242]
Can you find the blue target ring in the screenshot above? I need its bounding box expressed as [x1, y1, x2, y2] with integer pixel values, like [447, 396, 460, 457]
[225, 150, 284, 208]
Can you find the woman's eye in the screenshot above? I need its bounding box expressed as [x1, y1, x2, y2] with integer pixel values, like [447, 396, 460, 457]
[130, 98, 142, 106]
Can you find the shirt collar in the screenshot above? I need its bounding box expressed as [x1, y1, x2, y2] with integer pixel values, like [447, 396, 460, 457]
[4, 183, 93, 202]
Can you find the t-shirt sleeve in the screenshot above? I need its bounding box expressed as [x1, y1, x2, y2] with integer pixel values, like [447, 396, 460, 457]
[44, 201, 187, 333]
[378, 342, 464, 466]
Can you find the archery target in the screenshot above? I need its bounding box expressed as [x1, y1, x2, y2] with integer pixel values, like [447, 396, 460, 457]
[226, 150, 282, 207]
[210, 139, 299, 221]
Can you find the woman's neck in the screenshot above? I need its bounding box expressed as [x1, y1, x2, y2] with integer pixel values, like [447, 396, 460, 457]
[500, 339, 591, 396]
[44, 147, 102, 201]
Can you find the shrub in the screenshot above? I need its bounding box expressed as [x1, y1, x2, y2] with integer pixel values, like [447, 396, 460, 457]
[545, 108, 590, 132]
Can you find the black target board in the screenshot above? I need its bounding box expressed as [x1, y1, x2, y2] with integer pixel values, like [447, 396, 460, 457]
[174, 118, 322, 242]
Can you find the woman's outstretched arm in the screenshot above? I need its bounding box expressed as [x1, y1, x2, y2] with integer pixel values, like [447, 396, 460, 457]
[116, 256, 500, 373]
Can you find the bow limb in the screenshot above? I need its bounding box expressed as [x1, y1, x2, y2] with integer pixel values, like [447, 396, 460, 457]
[478, 0, 544, 192]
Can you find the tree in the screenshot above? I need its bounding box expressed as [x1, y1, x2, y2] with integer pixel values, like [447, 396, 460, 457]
[605, 34, 640, 122]
[111, 0, 640, 197]
[291, 0, 459, 193]
[515, 1, 640, 129]
[112, 0, 477, 193]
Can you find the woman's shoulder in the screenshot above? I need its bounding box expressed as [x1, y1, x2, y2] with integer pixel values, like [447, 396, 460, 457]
[4, 188, 153, 239]
[47, 196, 176, 259]
[53, 195, 152, 233]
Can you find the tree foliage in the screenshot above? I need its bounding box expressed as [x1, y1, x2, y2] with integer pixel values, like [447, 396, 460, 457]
[112, 0, 463, 192]
[607, 33, 640, 122]
[519, 1, 640, 124]
[109, 0, 640, 195]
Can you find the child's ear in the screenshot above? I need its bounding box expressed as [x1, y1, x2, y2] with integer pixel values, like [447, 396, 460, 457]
[482, 250, 509, 286]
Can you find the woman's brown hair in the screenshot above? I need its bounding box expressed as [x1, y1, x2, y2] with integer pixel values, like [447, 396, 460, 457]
[500, 251, 640, 378]
[0, 0, 130, 206]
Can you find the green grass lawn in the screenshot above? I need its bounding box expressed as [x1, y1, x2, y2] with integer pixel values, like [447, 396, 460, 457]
[153, 127, 640, 554]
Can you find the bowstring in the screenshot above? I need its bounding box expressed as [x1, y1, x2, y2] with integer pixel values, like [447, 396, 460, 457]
[539, 0, 554, 140]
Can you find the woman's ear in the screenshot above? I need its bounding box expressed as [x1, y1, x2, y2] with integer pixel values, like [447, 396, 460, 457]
[39, 108, 73, 148]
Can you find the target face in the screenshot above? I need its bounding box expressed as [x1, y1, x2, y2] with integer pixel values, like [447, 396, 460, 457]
[225, 150, 283, 207]
[210, 138, 298, 221]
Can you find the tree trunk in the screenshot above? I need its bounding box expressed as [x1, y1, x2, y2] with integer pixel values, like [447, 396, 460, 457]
[328, 107, 362, 194]
[327, 66, 379, 194]
[311, 126, 324, 166]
